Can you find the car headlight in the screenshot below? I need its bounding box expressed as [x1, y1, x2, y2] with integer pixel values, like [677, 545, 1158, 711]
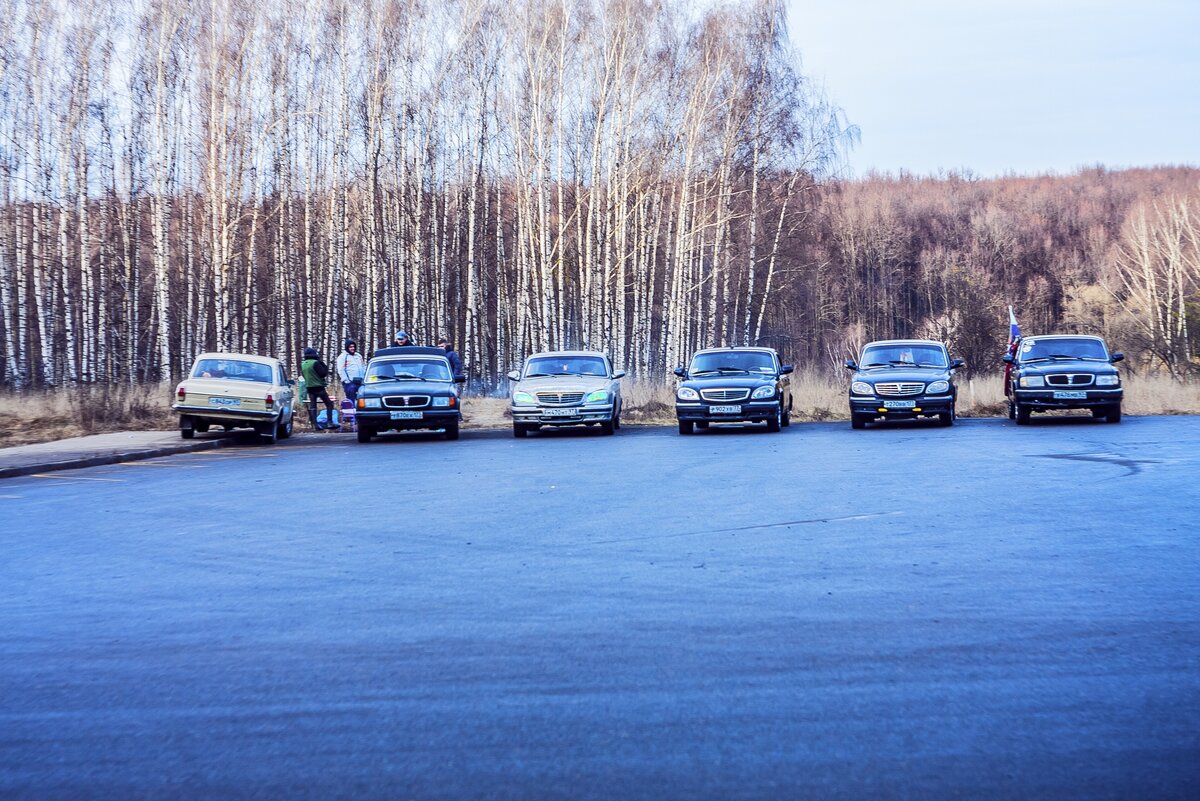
[677, 387, 699, 401]
[432, 397, 451, 407]
[513, 391, 537, 405]
[1096, 374, 1120, 386]
[925, 380, 949, 394]
[751, 385, 775, 399]
[584, 389, 609, 403]
[850, 381, 873, 395]
[1019, 376, 1045, 388]
[362, 397, 382, 408]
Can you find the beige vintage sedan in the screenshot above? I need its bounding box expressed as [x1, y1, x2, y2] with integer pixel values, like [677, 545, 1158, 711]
[173, 352, 296, 444]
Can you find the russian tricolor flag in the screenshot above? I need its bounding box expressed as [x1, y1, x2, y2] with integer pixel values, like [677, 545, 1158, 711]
[1008, 306, 1021, 351]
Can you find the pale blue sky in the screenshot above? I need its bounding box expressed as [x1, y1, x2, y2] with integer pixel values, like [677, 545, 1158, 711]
[786, 0, 1200, 177]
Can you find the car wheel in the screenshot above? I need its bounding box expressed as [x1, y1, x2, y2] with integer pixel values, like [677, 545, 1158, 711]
[257, 422, 277, 445]
[180, 416, 195, 439]
[766, 405, 782, 432]
[513, 423, 528, 438]
[1008, 399, 1016, 420]
[851, 413, 868, 430]
[195, 422, 210, 433]
[444, 422, 460, 440]
[1015, 403, 1031, 425]
[678, 420, 694, 435]
[276, 411, 293, 440]
[1106, 404, 1122, 424]
[613, 405, 621, 430]
[600, 418, 615, 435]
[356, 427, 373, 443]
[782, 401, 792, 427]
[938, 406, 955, 426]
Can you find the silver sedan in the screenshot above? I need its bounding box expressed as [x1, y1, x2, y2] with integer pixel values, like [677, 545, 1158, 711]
[507, 351, 625, 438]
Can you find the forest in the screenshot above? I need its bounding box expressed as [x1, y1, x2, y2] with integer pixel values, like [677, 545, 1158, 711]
[1, 0, 1197, 392]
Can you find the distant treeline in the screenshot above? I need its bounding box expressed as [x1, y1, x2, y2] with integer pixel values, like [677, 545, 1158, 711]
[0, 0, 1196, 390]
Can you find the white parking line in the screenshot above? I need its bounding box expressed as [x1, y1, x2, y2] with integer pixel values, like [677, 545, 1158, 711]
[29, 473, 125, 483]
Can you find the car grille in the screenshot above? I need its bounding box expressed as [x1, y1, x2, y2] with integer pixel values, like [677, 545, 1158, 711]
[1046, 374, 1094, 387]
[875, 382, 925, 396]
[383, 395, 430, 408]
[700, 388, 751, 402]
[536, 391, 584, 405]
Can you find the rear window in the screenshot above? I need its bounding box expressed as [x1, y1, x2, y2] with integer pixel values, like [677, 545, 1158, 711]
[191, 359, 273, 383]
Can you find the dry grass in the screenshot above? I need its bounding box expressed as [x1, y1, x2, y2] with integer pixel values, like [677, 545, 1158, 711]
[2, 372, 1197, 447]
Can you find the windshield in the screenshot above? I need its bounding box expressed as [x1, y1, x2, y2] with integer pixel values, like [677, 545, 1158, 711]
[688, 351, 776, 375]
[191, 358, 273, 383]
[1018, 338, 1108, 362]
[859, 344, 948, 368]
[525, 356, 609, 377]
[365, 358, 452, 382]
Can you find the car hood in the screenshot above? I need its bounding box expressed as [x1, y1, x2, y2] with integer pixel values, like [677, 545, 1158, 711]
[179, 378, 276, 399]
[1017, 360, 1117, 377]
[359, 379, 456, 396]
[853, 367, 951, 384]
[680, 374, 777, 391]
[514, 375, 613, 393]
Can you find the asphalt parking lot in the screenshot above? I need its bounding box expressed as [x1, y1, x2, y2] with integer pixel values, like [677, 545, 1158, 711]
[2, 415, 1198, 800]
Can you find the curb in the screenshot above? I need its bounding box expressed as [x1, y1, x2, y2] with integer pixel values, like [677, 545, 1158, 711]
[0, 438, 233, 480]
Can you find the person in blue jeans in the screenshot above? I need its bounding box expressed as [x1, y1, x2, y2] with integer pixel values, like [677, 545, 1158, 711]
[336, 339, 366, 401]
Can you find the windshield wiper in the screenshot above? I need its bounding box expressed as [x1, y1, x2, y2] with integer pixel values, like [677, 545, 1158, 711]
[916, 362, 947, 368]
[863, 362, 889, 368]
[376, 373, 428, 382]
[526, 371, 577, 377]
[887, 360, 918, 366]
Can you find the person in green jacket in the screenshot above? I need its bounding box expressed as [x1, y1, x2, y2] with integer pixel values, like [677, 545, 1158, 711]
[301, 347, 337, 431]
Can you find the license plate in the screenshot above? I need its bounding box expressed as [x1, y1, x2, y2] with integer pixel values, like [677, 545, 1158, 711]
[543, 408, 578, 417]
[1053, 391, 1086, 399]
[709, 404, 741, 414]
[208, 397, 241, 407]
[390, 410, 422, 420]
[883, 400, 916, 409]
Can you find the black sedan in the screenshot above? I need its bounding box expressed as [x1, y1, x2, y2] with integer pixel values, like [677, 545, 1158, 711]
[354, 346, 465, 441]
[1004, 334, 1124, 424]
[845, 339, 962, 428]
[673, 347, 793, 434]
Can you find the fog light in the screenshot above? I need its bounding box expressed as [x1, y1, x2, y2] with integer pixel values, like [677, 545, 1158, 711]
[913, 407, 922, 413]
[878, 407, 887, 413]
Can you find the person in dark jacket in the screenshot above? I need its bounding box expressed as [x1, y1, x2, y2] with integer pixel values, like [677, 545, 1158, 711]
[437, 336, 463, 380]
[393, 330, 414, 347]
[301, 347, 337, 431]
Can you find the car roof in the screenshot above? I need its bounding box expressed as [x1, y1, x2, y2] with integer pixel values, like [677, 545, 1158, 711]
[194, 352, 278, 365]
[371, 346, 449, 359]
[1021, 334, 1104, 342]
[862, 340, 946, 349]
[526, 350, 610, 359]
[692, 347, 777, 356]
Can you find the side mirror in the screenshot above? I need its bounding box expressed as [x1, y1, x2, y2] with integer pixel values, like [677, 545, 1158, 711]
[612, 371, 626, 380]
[1002, 354, 1014, 364]
[780, 364, 794, 375]
[453, 375, 466, 384]
[673, 367, 686, 378]
[844, 359, 857, 371]
[1111, 352, 1124, 363]
[506, 370, 521, 381]
[950, 359, 964, 369]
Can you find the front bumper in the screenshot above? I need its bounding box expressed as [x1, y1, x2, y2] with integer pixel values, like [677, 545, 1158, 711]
[174, 404, 279, 424]
[675, 400, 779, 424]
[356, 409, 461, 431]
[512, 403, 614, 426]
[1013, 387, 1123, 409]
[849, 394, 954, 418]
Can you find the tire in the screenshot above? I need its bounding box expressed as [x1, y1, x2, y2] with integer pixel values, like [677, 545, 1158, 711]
[513, 423, 528, 438]
[600, 418, 615, 435]
[1008, 400, 1016, 420]
[851, 413, 868, 430]
[938, 406, 956, 427]
[1015, 403, 1031, 425]
[678, 420, 694, 435]
[444, 422, 460, 440]
[180, 416, 195, 439]
[276, 411, 293, 440]
[1106, 404, 1122, 424]
[356, 427, 373, 443]
[612, 405, 621, 430]
[195, 422, 210, 433]
[766, 404, 782, 432]
[781, 401, 792, 427]
[257, 422, 277, 445]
